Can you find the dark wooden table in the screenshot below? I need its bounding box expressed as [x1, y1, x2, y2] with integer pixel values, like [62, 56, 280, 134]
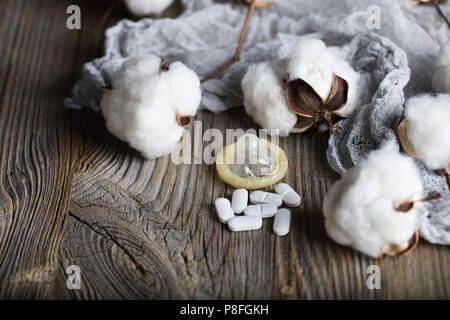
[0, 0, 449, 299]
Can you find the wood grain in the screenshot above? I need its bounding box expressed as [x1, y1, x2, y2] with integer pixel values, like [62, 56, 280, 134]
[0, 0, 449, 300]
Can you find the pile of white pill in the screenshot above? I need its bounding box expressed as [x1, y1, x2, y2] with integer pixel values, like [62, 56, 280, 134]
[214, 183, 301, 236]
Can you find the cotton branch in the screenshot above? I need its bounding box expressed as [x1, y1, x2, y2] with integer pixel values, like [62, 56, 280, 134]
[431, 0, 450, 29]
[200, 0, 259, 83]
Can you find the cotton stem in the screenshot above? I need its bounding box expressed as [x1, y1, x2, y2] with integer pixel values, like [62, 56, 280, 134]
[200, 0, 258, 83]
[395, 193, 442, 212]
[431, 0, 450, 29]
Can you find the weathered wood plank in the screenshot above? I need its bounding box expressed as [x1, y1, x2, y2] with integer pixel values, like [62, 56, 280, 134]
[0, 0, 82, 298]
[0, 0, 449, 300]
[60, 107, 450, 299]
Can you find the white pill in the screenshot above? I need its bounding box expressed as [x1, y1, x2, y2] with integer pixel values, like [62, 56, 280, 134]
[244, 204, 278, 218]
[250, 191, 283, 206]
[228, 216, 262, 232]
[275, 183, 301, 207]
[215, 198, 234, 223]
[273, 208, 291, 236]
[231, 189, 248, 214]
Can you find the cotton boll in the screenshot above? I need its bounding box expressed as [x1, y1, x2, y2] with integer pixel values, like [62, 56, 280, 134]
[161, 61, 202, 116]
[124, 0, 174, 16]
[242, 59, 298, 136]
[100, 56, 201, 159]
[332, 55, 360, 116]
[286, 39, 335, 102]
[403, 94, 450, 170]
[286, 39, 360, 116]
[115, 55, 162, 84]
[242, 38, 360, 135]
[323, 147, 423, 258]
[432, 41, 450, 94]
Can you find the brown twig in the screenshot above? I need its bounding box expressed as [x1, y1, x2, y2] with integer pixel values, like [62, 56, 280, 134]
[422, 193, 443, 202]
[444, 172, 450, 191]
[159, 58, 169, 72]
[431, 0, 450, 29]
[200, 0, 258, 83]
[395, 193, 442, 212]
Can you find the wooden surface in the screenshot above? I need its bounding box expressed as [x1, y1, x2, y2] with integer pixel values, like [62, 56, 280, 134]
[0, 0, 449, 300]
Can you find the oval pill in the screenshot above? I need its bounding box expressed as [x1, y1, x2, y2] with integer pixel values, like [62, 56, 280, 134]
[231, 189, 248, 213]
[250, 191, 283, 206]
[228, 216, 263, 232]
[215, 198, 234, 223]
[273, 208, 291, 236]
[275, 183, 301, 207]
[244, 204, 278, 218]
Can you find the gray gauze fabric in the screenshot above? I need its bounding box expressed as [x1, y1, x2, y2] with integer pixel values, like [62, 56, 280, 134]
[397, 0, 449, 47]
[64, 0, 450, 245]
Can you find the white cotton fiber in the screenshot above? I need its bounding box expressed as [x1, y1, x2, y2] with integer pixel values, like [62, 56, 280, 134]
[286, 39, 335, 102]
[242, 38, 360, 135]
[331, 51, 360, 116]
[323, 146, 423, 258]
[100, 55, 201, 159]
[242, 59, 297, 137]
[124, 0, 174, 16]
[404, 94, 450, 170]
[432, 41, 450, 94]
[160, 61, 202, 116]
[286, 39, 360, 116]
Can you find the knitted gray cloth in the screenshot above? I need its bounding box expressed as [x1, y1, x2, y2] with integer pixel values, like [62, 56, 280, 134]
[64, 0, 450, 245]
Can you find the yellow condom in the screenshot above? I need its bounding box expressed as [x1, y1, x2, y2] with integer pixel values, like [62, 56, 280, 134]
[216, 134, 288, 190]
